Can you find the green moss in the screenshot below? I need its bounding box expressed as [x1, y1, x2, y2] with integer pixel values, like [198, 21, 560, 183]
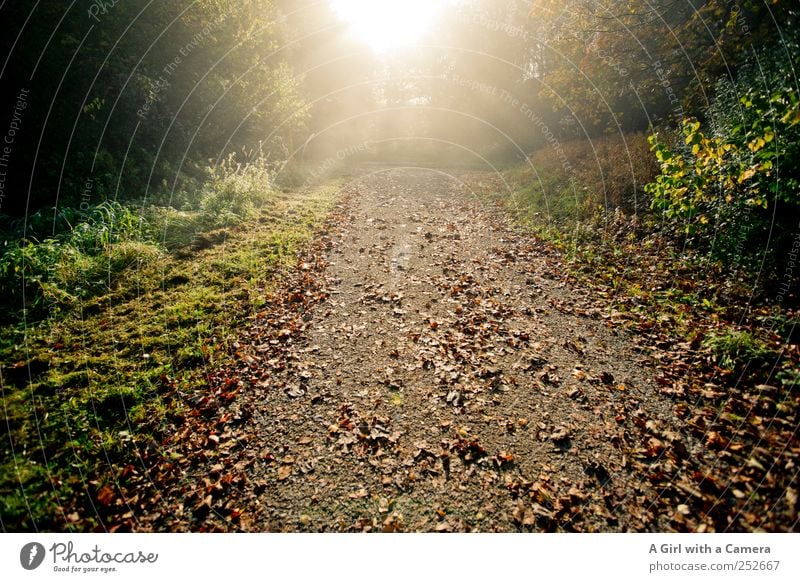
[0, 179, 339, 530]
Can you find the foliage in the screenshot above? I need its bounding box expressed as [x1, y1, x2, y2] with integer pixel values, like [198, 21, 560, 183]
[647, 98, 800, 223]
[529, 0, 795, 133]
[0, 1, 307, 217]
[644, 34, 800, 266]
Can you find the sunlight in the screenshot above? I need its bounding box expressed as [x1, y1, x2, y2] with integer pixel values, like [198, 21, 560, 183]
[330, 0, 446, 53]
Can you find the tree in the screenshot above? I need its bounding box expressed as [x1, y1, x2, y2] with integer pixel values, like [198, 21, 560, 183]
[528, 0, 795, 135]
[0, 0, 307, 218]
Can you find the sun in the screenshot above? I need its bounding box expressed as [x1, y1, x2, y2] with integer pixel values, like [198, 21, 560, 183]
[330, 0, 447, 53]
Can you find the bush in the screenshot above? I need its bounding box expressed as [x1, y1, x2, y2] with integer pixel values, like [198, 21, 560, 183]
[644, 32, 800, 270]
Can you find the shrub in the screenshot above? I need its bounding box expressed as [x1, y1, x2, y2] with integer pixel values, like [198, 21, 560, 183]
[644, 32, 800, 270]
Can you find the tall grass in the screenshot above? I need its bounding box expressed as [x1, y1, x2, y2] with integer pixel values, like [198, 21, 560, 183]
[0, 202, 160, 320]
[199, 156, 274, 228]
[501, 132, 657, 227]
[0, 157, 278, 322]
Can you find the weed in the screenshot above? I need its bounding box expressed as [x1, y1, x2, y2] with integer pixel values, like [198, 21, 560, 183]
[200, 156, 274, 228]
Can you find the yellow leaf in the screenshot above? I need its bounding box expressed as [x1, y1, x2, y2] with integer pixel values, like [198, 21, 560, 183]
[738, 167, 757, 183]
[748, 138, 765, 152]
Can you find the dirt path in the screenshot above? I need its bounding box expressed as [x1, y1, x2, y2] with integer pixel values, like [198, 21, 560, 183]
[144, 167, 714, 532]
[175, 167, 688, 532]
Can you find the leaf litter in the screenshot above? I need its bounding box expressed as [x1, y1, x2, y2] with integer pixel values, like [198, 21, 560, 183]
[116, 169, 797, 532]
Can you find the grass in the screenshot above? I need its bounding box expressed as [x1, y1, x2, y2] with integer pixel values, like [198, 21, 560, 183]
[0, 179, 341, 531]
[703, 329, 775, 369]
[490, 132, 656, 228]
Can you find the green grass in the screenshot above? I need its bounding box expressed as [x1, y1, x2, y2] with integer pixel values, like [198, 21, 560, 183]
[489, 132, 656, 228]
[703, 329, 775, 369]
[0, 180, 341, 531]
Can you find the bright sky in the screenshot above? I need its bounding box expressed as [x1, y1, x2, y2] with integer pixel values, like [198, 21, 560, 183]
[330, 0, 448, 53]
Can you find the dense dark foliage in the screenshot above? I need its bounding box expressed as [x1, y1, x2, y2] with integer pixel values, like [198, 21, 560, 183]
[0, 0, 305, 220]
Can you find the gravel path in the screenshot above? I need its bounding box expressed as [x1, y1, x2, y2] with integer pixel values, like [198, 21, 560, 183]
[200, 167, 684, 532]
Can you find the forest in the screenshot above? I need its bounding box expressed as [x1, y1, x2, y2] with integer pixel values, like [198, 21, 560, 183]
[0, 0, 798, 533]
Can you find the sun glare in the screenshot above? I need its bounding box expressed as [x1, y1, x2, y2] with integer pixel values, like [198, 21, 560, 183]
[330, 0, 446, 53]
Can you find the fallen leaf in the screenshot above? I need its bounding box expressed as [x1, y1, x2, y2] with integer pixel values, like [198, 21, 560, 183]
[277, 465, 292, 481]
